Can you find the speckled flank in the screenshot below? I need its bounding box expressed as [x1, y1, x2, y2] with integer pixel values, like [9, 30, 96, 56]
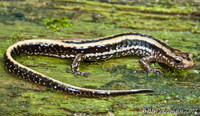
[4, 32, 195, 97]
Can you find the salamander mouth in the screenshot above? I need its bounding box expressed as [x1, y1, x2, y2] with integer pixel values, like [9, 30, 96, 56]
[174, 63, 195, 69]
[183, 63, 195, 69]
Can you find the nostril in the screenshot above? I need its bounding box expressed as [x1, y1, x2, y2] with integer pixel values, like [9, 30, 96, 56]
[189, 53, 194, 58]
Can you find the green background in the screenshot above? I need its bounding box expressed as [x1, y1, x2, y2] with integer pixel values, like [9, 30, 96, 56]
[0, 0, 199, 115]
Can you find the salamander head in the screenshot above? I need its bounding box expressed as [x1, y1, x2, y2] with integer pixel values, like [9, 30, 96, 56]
[168, 50, 195, 69]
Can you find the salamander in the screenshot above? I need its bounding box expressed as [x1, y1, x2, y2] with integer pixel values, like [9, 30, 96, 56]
[4, 32, 195, 97]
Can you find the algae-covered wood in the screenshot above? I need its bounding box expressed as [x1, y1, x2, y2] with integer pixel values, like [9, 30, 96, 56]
[0, 0, 199, 115]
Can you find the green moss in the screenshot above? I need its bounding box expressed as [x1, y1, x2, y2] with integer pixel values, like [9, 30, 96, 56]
[43, 17, 72, 32]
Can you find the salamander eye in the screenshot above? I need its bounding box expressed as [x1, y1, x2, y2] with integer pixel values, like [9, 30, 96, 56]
[174, 57, 182, 64]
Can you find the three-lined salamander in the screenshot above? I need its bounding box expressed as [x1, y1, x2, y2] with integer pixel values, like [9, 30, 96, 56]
[4, 32, 195, 97]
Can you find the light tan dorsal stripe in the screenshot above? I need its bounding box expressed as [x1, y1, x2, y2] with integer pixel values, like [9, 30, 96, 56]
[16, 36, 172, 56]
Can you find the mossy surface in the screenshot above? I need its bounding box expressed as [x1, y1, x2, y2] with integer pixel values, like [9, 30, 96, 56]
[0, 0, 199, 115]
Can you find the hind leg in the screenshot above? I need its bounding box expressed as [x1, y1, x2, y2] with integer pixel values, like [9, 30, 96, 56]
[71, 54, 91, 77]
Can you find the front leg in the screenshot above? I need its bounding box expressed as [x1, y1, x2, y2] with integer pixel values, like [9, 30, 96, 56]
[139, 56, 162, 74]
[71, 54, 91, 77]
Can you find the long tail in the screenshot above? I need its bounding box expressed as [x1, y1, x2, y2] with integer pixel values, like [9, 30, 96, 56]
[4, 40, 154, 97]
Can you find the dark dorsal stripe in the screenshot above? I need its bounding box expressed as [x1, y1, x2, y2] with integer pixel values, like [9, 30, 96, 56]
[62, 32, 173, 51]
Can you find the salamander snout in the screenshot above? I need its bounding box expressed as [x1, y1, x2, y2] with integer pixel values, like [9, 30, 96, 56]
[183, 52, 195, 69]
[172, 52, 195, 69]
